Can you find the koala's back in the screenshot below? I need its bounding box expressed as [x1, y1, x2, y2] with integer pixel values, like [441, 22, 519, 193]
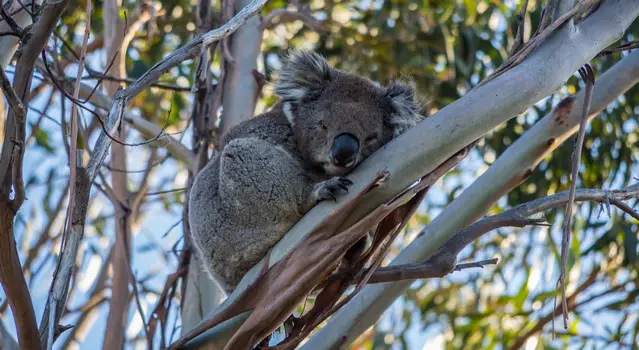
[188, 107, 313, 293]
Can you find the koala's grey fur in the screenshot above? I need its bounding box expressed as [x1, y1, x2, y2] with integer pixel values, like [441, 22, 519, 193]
[188, 51, 423, 294]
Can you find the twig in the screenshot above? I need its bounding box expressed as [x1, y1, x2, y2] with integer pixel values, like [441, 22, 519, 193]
[454, 258, 500, 271]
[0, 65, 27, 128]
[0, 6, 23, 36]
[337, 184, 638, 286]
[509, 0, 529, 55]
[596, 40, 639, 57]
[557, 64, 595, 330]
[144, 188, 187, 196]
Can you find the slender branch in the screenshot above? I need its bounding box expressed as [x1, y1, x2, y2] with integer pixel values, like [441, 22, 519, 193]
[367, 184, 637, 284]
[558, 64, 595, 330]
[510, 0, 529, 55]
[597, 40, 639, 57]
[477, 0, 601, 88]
[0, 65, 26, 120]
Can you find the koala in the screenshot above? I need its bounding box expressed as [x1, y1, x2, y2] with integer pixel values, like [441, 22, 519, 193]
[188, 51, 423, 294]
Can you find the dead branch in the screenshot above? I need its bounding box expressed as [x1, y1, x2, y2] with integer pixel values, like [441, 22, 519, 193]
[48, 1, 91, 346]
[558, 64, 595, 330]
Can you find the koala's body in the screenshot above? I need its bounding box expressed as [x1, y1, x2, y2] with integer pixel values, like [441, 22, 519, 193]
[188, 51, 423, 294]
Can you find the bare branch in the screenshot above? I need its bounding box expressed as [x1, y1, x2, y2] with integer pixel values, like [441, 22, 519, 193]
[509, 0, 529, 55]
[363, 258, 500, 284]
[0, 2, 69, 350]
[558, 64, 595, 330]
[597, 40, 639, 57]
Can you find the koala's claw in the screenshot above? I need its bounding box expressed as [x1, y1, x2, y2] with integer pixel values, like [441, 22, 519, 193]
[314, 177, 353, 202]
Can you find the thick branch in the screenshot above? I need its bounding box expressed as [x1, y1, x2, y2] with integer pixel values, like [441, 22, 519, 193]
[186, 2, 639, 348]
[301, 10, 639, 349]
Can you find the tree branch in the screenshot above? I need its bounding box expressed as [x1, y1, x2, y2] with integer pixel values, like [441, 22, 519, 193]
[0, 0, 43, 69]
[35, 0, 267, 347]
[0, 2, 69, 349]
[185, 2, 639, 348]
[299, 7, 639, 347]
[557, 64, 595, 330]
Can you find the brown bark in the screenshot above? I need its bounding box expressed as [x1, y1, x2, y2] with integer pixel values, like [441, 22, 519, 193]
[0, 2, 69, 349]
[0, 199, 39, 350]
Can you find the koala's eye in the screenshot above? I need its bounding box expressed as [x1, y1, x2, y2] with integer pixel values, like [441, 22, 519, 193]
[318, 121, 328, 130]
[364, 134, 378, 143]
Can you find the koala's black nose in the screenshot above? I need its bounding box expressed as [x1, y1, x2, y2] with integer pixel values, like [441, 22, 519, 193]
[331, 133, 359, 167]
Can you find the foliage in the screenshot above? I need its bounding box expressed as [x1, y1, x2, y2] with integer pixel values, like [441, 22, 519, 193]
[0, 0, 636, 349]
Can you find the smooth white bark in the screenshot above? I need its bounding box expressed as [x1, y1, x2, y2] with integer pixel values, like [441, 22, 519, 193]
[0, 1, 43, 69]
[303, 47, 639, 350]
[184, 0, 639, 347]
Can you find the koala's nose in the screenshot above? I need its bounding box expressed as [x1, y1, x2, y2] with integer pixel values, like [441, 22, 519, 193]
[331, 133, 359, 168]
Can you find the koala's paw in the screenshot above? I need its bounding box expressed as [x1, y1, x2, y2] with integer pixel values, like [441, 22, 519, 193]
[313, 177, 354, 202]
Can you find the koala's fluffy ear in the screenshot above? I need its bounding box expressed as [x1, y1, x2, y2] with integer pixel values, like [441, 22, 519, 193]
[385, 81, 424, 136]
[275, 51, 332, 103]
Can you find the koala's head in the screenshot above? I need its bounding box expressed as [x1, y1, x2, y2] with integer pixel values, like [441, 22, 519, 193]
[275, 51, 424, 176]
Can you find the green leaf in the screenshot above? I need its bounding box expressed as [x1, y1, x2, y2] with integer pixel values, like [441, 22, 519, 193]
[35, 128, 55, 153]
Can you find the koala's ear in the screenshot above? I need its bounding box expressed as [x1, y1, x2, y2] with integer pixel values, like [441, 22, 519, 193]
[385, 81, 424, 136]
[275, 51, 332, 103]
